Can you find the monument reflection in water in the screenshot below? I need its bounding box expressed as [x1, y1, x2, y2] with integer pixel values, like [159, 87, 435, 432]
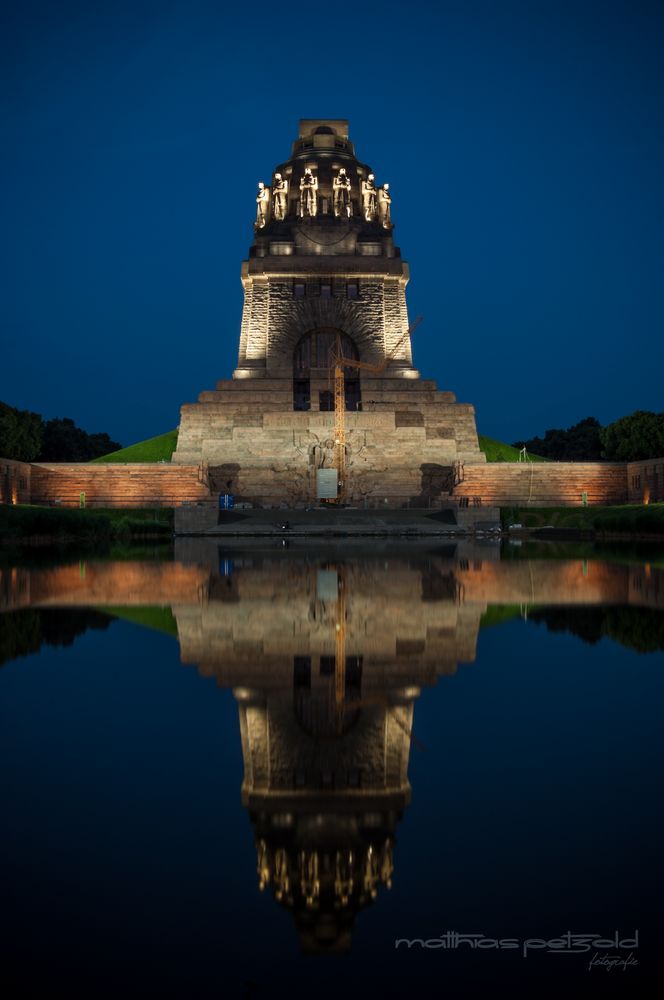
[175, 543, 477, 953]
[2, 539, 663, 955]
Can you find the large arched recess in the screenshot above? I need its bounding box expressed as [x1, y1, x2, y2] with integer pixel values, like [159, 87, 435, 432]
[292, 328, 361, 412]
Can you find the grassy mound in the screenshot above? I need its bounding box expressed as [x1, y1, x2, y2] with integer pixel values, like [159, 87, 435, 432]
[92, 429, 178, 463]
[104, 606, 178, 637]
[479, 604, 524, 629]
[478, 435, 547, 463]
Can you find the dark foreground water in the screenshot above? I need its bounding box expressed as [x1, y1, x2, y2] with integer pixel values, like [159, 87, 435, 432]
[1, 539, 663, 998]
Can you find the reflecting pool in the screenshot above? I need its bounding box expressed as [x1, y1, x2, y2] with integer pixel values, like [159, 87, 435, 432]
[1, 539, 662, 996]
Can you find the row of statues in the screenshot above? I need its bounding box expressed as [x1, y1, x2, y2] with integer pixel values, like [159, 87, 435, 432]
[256, 838, 394, 906]
[255, 169, 392, 228]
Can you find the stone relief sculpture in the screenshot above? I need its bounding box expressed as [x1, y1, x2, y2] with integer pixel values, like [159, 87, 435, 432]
[333, 167, 352, 218]
[378, 183, 392, 227]
[299, 168, 318, 218]
[272, 172, 288, 220]
[255, 181, 270, 228]
[361, 173, 377, 221]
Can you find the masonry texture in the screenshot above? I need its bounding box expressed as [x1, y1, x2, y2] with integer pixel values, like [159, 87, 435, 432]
[0, 459, 31, 505]
[173, 119, 486, 507]
[29, 463, 210, 508]
[451, 461, 629, 507]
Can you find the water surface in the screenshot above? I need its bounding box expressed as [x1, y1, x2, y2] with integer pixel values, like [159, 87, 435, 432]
[1, 540, 662, 997]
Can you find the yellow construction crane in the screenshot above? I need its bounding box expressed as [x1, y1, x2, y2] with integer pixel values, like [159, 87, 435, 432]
[335, 565, 346, 710]
[327, 564, 419, 749]
[329, 316, 423, 502]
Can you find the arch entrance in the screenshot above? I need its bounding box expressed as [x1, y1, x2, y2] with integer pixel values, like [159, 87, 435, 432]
[293, 329, 361, 413]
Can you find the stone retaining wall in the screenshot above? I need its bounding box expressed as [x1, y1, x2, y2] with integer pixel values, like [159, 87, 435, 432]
[29, 463, 211, 508]
[627, 458, 664, 504]
[0, 459, 32, 505]
[4, 456, 664, 510]
[452, 461, 628, 507]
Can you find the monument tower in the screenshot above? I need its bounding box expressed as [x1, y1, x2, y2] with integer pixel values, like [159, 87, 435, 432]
[173, 119, 484, 506]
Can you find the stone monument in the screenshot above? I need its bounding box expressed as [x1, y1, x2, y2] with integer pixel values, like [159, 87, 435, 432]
[173, 119, 485, 506]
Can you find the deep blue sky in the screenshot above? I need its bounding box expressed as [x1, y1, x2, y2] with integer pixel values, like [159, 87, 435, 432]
[2, 0, 663, 447]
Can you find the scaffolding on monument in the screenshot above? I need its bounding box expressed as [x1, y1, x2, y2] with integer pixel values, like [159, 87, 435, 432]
[327, 316, 423, 503]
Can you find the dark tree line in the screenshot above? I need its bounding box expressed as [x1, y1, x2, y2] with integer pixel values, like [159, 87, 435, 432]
[0, 608, 113, 667]
[0, 401, 122, 462]
[514, 411, 664, 462]
[599, 411, 664, 462]
[513, 417, 603, 461]
[529, 606, 664, 654]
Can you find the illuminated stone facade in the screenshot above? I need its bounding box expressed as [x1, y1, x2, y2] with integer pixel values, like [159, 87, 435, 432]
[0, 459, 31, 506]
[173, 119, 485, 507]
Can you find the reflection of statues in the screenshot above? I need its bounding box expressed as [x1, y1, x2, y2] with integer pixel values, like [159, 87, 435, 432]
[274, 848, 291, 902]
[333, 168, 352, 218]
[361, 173, 377, 221]
[272, 173, 288, 221]
[299, 169, 318, 218]
[378, 183, 392, 227]
[255, 181, 270, 228]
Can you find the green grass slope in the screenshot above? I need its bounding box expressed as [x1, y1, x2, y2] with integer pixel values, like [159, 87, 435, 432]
[103, 606, 179, 637]
[92, 429, 178, 463]
[478, 435, 548, 462]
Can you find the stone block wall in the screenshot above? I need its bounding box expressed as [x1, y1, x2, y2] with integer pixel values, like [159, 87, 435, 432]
[0, 459, 31, 505]
[627, 458, 664, 504]
[8, 455, 662, 511]
[236, 264, 414, 378]
[452, 462, 628, 507]
[173, 372, 484, 507]
[29, 463, 211, 508]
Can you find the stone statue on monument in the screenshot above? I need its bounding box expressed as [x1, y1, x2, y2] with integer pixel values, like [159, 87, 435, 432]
[378, 183, 392, 227]
[255, 181, 270, 228]
[299, 168, 318, 218]
[333, 167, 352, 218]
[361, 173, 377, 221]
[272, 173, 288, 220]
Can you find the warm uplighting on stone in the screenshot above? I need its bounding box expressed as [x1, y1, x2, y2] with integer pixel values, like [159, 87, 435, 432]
[172, 119, 486, 507]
